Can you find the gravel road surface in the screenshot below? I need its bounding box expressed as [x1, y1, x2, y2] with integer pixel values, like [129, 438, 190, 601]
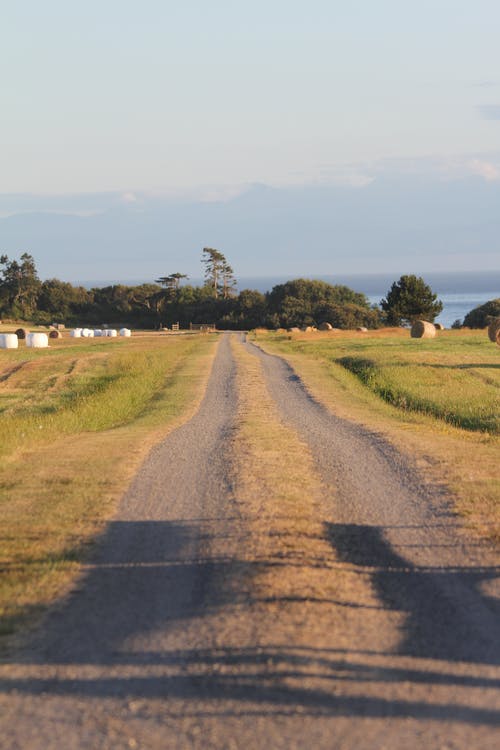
[1, 333, 499, 749]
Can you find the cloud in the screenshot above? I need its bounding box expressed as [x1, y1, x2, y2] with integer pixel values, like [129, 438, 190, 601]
[120, 191, 138, 204]
[477, 105, 500, 120]
[468, 159, 500, 181]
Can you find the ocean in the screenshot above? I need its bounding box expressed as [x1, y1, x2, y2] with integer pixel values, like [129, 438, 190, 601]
[366, 292, 496, 328]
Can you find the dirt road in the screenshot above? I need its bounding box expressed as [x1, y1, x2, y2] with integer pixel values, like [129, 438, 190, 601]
[1, 333, 499, 749]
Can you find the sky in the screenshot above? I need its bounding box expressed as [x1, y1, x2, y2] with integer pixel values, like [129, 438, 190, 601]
[1, 1, 500, 281]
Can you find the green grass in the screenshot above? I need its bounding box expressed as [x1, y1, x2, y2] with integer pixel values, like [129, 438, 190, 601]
[254, 328, 500, 543]
[0, 337, 211, 459]
[259, 330, 499, 434]
[0, 333, 218, 644]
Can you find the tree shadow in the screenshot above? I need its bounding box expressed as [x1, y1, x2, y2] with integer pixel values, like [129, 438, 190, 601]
[324, 523, 500, 664]
[1, 519, 499, 726]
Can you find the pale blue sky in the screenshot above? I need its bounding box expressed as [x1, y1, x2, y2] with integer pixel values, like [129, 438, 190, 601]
[2, 0, 500, 194]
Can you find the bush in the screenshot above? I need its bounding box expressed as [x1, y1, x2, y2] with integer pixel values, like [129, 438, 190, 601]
[462, 298, 500, 328]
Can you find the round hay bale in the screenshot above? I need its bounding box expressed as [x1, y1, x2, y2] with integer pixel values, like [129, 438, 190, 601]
[49, 329, 62, 339]
[318, 322, 333, 331]
[410, 320, 436, 339]
[434, 323, 445, 331]
[356, 327, 368, 332]
[487, 317, 500, 342]
[0, 333, 18, 349]
[26, 332, 49, 348]
[288, 327, 301, 333]
[15, 327, 28, 339]
[302, 326, 314, 333]
[119, 327, 131, 337]
[70, 328, 82, 338]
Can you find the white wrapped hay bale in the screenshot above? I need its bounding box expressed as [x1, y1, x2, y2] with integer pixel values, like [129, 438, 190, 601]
[410, 321, 436, 339]
[0, 333, 18, 349]
[119, 328, 131, 337]
[70, 328, 82, 338]
[87, 329, 94, 337]
[94, 329, 103, 337]
[106, 329, 117, 337]
[26, 332, 49, 348]
[81, 328, 91, 337]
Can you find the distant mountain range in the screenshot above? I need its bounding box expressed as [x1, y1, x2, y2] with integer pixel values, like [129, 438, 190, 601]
[1, 177, 499, 284]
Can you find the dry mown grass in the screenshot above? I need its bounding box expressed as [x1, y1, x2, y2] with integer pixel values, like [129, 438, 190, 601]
[254, 329, 499, 543]
[0, 333, 218, 646]
[230, 339, 382, 617]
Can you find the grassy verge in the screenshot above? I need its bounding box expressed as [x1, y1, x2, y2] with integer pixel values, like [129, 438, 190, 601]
[251, 328, 499, 543]
[230, 338, 337, 604]
[0, 333, 218, 646]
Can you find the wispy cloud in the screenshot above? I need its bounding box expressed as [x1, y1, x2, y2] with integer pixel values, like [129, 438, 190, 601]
[315, 153, 500, 185]
[468, 159, 500, 181]
[477, 105, 500, 120]
[120, 191, 138, 204]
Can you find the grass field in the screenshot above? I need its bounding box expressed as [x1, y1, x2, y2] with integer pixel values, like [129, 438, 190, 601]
[253, 327, 499, 541]
[1, 326, 498, 647]
[0, 331, 218, 646]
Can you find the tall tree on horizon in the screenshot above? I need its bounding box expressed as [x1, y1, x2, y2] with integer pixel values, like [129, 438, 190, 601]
[155, 272, 189, 293]
[202, 247, 235, 298]
[0, 252, 41, 318]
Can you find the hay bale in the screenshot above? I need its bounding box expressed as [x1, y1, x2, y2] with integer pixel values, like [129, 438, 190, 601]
[49, 329, 62, 339]
[487, 317, 500, 342]
[318, 322, 333, 331]
[356, 327, 368, 332]
[302, 326, 315, 333]
[15, 327, 28, 339]
[119, 328, 131, 337]
[70, 328, 82, 338]
[26, 332, 49, 348]
[288, 327, 301, 333]
[410, 320, 436, 339]
[434, 323, 445, 331]
[0, 333, 18, 349]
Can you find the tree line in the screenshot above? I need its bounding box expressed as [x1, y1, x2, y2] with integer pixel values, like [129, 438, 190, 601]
[0, 249, 454, 330]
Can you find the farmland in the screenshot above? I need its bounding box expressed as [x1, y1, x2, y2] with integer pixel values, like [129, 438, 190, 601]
[0, 331, 217, 642]
[253, 327, 499, 540]
[0, 328, 499, 749]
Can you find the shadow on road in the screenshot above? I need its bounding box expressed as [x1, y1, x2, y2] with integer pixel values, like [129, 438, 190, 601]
[1, 519, 499, 726]
[324, 523, 500, 664]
